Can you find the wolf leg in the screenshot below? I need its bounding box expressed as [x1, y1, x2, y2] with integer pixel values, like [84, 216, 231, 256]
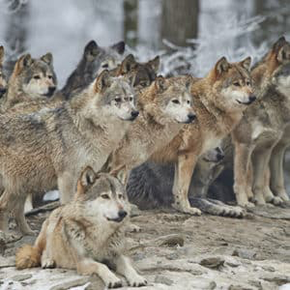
[115, 255, 147, 287]
[77, 258, 122, 288]
[252, 147, 273, 205]
[269, 142, 290, 202]
[233, 142, 254, 207]
[24, 193, 34, 213]
[58, 172, 76, 204]
[14, 196, 36, 235]
[190, 197, 245, 218]
[264, 167, 283, 205]
[172, 153, 201, 215]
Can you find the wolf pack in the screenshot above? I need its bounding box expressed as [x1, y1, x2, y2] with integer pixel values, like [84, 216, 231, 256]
[0, 36, 289, 288]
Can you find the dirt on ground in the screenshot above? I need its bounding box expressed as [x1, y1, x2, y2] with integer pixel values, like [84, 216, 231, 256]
[0, 203, 290, 290]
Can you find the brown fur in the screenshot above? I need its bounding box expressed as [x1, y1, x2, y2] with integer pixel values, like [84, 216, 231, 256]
[16, 167, 147, 288]
[149, 57, 254, 214]
[232, 36, 290, 206]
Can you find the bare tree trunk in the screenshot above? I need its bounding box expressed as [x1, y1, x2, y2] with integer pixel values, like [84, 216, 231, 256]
[4, 0, 29, 76]
[123, 0, 138, 47]
[161, 0, 199, 47]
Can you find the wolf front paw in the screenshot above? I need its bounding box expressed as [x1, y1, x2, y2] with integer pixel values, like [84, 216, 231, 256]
[104, 273, 123, 288]
[172, 202, 202, 215]
[41, 257, 55, 268]
[127, 273, 147, 287]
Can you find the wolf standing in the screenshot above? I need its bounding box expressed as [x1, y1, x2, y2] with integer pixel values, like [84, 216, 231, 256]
[0, 70, 138, 235]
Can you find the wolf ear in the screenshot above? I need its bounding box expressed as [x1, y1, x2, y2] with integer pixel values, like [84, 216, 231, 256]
[120, 54, 137, 74]
[239, 56, 251, 71]
[215, 57, 230, 76]
[84, 40, 100, 60]
[41, 53, 53, 65]
[77, 166, 96, 194]
[14, 54, 33, 75]
[272, 36, 286, 53]
[148, 56, 160, 73]
[155, 76, 168, 92]
[184, 75, 193, 91]
[111, 41, 125, 55]
[95, 69, 111, 92]
[0, 46, 4, 64]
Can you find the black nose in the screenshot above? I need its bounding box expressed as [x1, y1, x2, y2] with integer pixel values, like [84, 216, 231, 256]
[249, 95, 256, 103]
[131, 110, 139, 119]
[187, 113, 196, 122]
[118, 210, 127, 220]
[0, 87, 7, 96]
[48, 86, 56, 96]
[217, 152, 224, 161]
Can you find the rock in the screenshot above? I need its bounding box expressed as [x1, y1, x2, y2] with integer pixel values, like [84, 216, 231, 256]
[262, 274, 290, 286]
[155, 234, 185, 247]
[49, 277, 91, 290]
[199, 257, 225, 270]
[232, 249, 257, 260]
[12, 274, 32, 282]
[154, 275, 173, 285]
[0, 256, 15, 268]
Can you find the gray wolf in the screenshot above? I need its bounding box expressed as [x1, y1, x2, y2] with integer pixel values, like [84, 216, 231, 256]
[0, 70, 138, 235]
[0, 52, 57, 111]
[61, 40, 125, 99]
[102, 75, 196, 184]
[15, 167, 147, 288]
[232, 36, 290, 207]
[110, 53, 160, 90]
[149, 56, 255, 215]
[0, 46, 7, 98]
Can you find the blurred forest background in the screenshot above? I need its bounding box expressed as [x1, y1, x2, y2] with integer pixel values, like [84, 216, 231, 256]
[0, 0, 290, 85]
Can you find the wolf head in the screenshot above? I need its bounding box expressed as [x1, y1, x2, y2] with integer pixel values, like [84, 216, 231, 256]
[140, 75, 196, 124]
[0, 46, 7, 98]
[76, 166, 129, 225]
[62, 40, 125, 98]
[207, 56, 255, 111]
[11, 53, 57, 98]
[90, 70, 138, 121]
[115, 54, 160, 90]
[266, 36, 290, 95]
[202, 146, 224, 163]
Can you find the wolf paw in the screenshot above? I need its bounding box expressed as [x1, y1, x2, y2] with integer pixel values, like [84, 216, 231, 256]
[269, 196, 284, 206]
[219, 206, 245, 218]
[127, 273, 147, 287]
[173, 203, 202, 215]
[41, 257, 55, 268]
[104, 273, 123, 288]
[127, 223, 141, 233]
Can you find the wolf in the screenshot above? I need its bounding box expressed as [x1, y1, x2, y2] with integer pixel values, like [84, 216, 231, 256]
[0, 46, 7, 99]
[61, 40, 125, 99]
[0, 69, 138, 235]
[102, 75, 196, 184]
[232, 36, 290, 207]
[15, 167, 147, 288]
[110, 53, 160, 90]
[146, 56, 255, 215]
[0, 52, 57, 111]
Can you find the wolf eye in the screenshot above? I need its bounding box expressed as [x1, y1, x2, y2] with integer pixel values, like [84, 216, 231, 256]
[246, 80, 250, 86]
[233, 82, 240, 87]
[115, 97, 121, 103]
[140, 82, 147, 87]
[172, 99, 180, 104]
[101, 194, 110, 199]
[47, 75, 53, 79]
[187, 100, 191, 104]
[102, 63, 109, 68]
[33, 75, 41, 80]
[118, 194, 124, 199]
[129, 96, 133, 101]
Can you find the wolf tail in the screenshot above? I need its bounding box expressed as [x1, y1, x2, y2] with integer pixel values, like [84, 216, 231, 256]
[15, 220, 48, 269]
